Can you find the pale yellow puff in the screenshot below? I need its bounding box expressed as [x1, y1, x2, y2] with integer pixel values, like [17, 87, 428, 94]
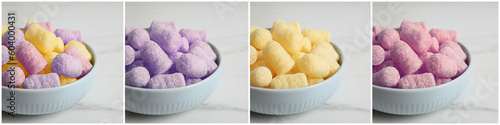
[251, 60, 266, 71]
[269, 73, 308, 89]
[25, 19, 39, 26]
[311, 41, 339, 62]
[59, 75, 77, 86]
[302, 28, 331, 45]
[250, 46, 257, 65]
[53, 37, 64, 53]
[307, 76, 324, 86]
[65, 40, 92, 61]
[250, 25, 263, 34]
[40, 52, 59, 74]
[25, 24, 57, 55]
[310, 41, 341, 78]
[250, 67, 273, 87]
[301, 37, 312, 53]
[298, 53, 330, 78]
[272, 19, 301, 33]
[326, 60, 341, 79]
[256, 50, 264, 61]
[250, 28, 272, 50]
[262, 41, 294, 75]
[290, 52, 305, 73]
[271, 24, 304, 54]
[251, 60, 276, 77]
[2, 25, 7, 39]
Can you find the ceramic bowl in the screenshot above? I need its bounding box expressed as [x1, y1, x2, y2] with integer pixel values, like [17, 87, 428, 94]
[373, 42, 472, 115]
[2, 42, 98, 115]
[125, 42, 222, 115]
[250, 42, 345, 115]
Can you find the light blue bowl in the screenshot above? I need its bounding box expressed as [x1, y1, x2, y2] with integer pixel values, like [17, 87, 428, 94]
[373, 42, 472, 115]
[250, 42, 345, 115]
[125, 42, 222, 115]
[1, 43, 98, 115]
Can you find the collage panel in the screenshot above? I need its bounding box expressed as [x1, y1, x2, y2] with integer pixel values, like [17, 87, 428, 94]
[372, 2, 498, 123]
[124, 2, 248, 123]
[2, 2, 123, 123]
[250, 2, 371, 123]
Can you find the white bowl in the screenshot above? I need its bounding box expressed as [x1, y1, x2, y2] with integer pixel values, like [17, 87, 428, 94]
[2, 43, 98, 115]
[373, 42, 473, 115]
[250, 42, 345, 115]
[125, 42, 223, 115]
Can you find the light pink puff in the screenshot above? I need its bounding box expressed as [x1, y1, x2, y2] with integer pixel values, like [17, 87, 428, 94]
[429, 29, 457, 44]
[398, 73, 436, 89]
[440, 41, 467, 61]
[429, 37, 439, 53]
[390, 41, 423, 75]
[377, 29, 400, 50]
[373, 45, 385, 66]
[426, 53, 457, 78]
[373, 66, 400, 87]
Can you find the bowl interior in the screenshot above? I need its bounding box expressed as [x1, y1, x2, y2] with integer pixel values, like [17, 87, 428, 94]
[125, 42, 222, 91]
[250, 41, 345, 91]
[1, 42, 97, 91]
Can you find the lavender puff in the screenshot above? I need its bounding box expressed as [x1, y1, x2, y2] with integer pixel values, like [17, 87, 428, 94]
[51, 53, 83, 78]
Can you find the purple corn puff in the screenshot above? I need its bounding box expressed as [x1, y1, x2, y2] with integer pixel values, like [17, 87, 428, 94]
[135, 50, 141, 60]
[51, 53, 82, 78]
[127, 29, 150, 50]
[2, 66, 25, 87]
[2, 46, 9, 65]
[190, 41, 217, 61]
[189, 46, 218, 75]
[176, 53, 207, 78]
[147, 73, 185, 89]
[23, 73, 60, 89]
[125, 67, 150, 87]
[179, 29, 207, 44]
[185, 78, 202, 86]
[168, 52, 183, 72]
[3, 29, 25, 48]
[126, 60, 148, 72]
[140, 41, 172, 75]
[54, 29, 82, 44]
[149, 20, 178, 33]
[179, 37, 189, 53]
[125, 45, 135, 65]
[125, 26, 139, 41]
[63, 47, 93, 79]
[149, 27, 182, 54]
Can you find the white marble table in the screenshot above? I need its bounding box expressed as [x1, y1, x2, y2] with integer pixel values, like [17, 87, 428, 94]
[124, 2, 249, 123]
[2, 2, 124, 123]
[250, 2, 371, 123]
[373, 2, 498, 123]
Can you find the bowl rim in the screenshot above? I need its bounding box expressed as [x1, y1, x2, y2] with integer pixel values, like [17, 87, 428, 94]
[250, 41, 345, 92]
[1, 42, 98, 92]
[125, 42, 223, 92]
[372, 42, 473, 92]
